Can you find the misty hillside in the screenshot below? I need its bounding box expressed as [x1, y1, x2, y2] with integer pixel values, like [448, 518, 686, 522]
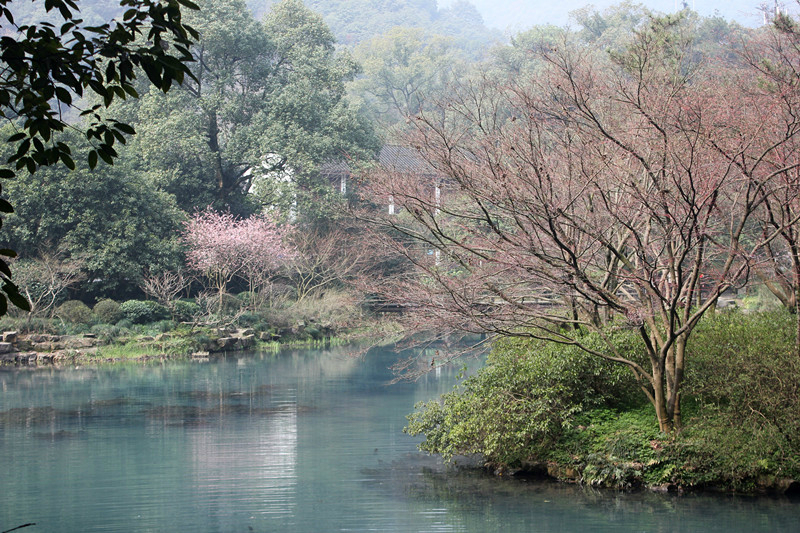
[8, 0, 768, 50]
[441, 0, 770, 30]
[248, 0, 502, 50]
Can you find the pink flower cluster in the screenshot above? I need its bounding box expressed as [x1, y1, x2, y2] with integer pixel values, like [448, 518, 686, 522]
[182, 209, 293, 284]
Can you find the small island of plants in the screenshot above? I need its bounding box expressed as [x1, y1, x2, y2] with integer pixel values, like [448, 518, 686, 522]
[406, 309, 800, 494]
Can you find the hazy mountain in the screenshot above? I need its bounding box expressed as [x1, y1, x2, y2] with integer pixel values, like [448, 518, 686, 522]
[438, 0, 771, 32]
[248, 0, 502, 53]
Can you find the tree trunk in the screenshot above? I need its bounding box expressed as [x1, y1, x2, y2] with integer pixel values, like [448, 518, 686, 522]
[206, 111, 226, 203]
[667, 337, 686, 430]
[651, 368, 673, 434]
[793, 246, 800, 356]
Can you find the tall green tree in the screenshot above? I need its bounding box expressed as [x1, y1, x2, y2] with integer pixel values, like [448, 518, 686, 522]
[350, 27, 465, 129]
[0, 0, 198, 313]
[1, 128, 184, 299]
[123, 0, 376, 216]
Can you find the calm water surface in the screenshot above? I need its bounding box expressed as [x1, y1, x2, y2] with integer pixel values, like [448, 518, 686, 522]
[1, 344, 797, 532]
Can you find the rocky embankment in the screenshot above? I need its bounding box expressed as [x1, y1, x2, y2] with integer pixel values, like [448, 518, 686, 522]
[0, 328, 262, 365]
[0, 331, 93, 364]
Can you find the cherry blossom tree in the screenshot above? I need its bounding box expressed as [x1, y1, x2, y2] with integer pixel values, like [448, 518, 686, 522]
[360, 17, 800, 433]
[734, 19, 800, 351]
[182, 209, 293, 312]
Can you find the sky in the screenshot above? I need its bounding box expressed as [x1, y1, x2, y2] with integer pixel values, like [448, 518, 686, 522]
[438, 1, 771, 32]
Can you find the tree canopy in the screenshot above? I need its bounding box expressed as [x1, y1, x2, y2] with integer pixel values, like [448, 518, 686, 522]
[350, 27, 466, 130]
[0, 0, 199, 312]
[0, 127, 184, 298]
[122, 0, 377, 217]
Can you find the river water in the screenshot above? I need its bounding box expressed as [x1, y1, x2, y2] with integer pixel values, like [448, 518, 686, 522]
[0, 344, 797, 532]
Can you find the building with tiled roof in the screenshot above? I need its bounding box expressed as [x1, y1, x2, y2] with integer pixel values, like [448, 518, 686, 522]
[320, 145, 441, 212]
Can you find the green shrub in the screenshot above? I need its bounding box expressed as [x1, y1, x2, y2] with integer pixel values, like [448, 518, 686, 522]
[93, 299, 123, 324]
[405, 310, 800, 489]
[220, 292, 242, 312]
[236, 312, 261, 327]
[676, 310, 800, 487]
[60, 322, 91, 335]
[192, 333, 212, 349]
[120, 300, 170, 324]
[171, 300, 201, 322]
[90, 323, 123, 341]
[0, 316, 57, 334]
[56, 300, 94, 324]
[147, 320, 176, 334]
[405, 331, 643, 468]
[236, 291, 256, 303]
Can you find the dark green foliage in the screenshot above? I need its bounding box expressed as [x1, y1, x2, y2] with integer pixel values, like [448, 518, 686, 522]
[557, 405, 667, 488]
[0, 315, 57, 334]
[90, 323, 126, 341]
[191, 332, 211, 349]
[55, 300, 93, 324]
[0, 0, 198, 315]
[408, 311, 800, 490]
[1, 128, 185, 299]
[253, 320, 271, 333]
[93, 299, 123, 324]
[126, 0, 378, 219]
[147, 319, 176, 334]
[171, 300, 200, 322]
[115, 318, 134, 329]
[235, 312, 261, 328]
[405, 331, 642, 467]
[120, 300, 170, 324]
[675, 310, 800, 487]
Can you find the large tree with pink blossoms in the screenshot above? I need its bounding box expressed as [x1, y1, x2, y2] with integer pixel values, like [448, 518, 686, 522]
[359, 16, 800, 433]
[182, 209, 293, 311]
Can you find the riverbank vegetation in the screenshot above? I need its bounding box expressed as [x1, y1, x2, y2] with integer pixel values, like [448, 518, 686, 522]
[0, 286, 374, 360]
[407, 310, 800, 492]
[354, 5, 800, 492]
[359, 6, 800, 439]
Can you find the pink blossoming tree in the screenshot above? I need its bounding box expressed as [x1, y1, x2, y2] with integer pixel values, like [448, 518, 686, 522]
[182, 209, 293, 312]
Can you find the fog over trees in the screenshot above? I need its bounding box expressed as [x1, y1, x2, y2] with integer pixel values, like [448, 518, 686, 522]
[440, 0, 771, 30]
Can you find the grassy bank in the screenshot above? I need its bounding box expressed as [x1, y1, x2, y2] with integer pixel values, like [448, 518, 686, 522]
[0, 289, 396, 364]
[406, 310, 800, 494]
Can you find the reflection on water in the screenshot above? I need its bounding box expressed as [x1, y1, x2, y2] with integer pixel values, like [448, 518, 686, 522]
[1, 343, 798, 533]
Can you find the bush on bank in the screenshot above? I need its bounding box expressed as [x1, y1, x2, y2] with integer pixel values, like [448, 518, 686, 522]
[0, 289, 372, 352]
[406, 310, 800, 492]
[677, 310, 800, 489]
[93, 299, 123, 324]
[405, 329, 644, 466]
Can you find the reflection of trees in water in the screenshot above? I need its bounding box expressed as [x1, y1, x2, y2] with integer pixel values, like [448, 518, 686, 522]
[0, 349, 351, 439]
[188, 408, 298, 520]
[3, 346, 799, 532]
[1, 406, 65, 427]
[385, 465, 800, 532]
[0, 398, 145, 433]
